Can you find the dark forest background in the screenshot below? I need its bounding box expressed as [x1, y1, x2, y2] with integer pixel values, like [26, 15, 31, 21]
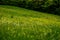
[0, 0, 60, 15]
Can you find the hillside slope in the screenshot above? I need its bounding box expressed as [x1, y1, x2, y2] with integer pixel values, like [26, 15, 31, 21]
[0, 5, 60, 40]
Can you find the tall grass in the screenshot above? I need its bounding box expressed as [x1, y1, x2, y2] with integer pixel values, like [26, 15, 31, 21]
[0, 5, 60, 40]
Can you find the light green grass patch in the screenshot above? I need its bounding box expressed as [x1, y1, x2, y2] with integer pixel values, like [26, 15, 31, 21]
[0, 5, 60, 40]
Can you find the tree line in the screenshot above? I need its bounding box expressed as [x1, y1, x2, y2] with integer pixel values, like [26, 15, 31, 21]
[0, 0, 60, 15]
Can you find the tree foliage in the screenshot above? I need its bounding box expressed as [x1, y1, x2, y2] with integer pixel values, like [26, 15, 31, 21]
[0, 0, 60, 15]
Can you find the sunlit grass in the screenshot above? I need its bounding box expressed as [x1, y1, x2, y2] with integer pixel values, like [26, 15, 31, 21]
[0, 5, 60, 40]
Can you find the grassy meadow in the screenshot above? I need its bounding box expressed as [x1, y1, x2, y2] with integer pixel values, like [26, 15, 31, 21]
[0, 5, 60, 40]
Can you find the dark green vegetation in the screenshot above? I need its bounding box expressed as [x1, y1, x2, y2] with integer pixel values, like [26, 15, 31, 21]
[0, 5, 60, 40]
[0, 0, 60, 15]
